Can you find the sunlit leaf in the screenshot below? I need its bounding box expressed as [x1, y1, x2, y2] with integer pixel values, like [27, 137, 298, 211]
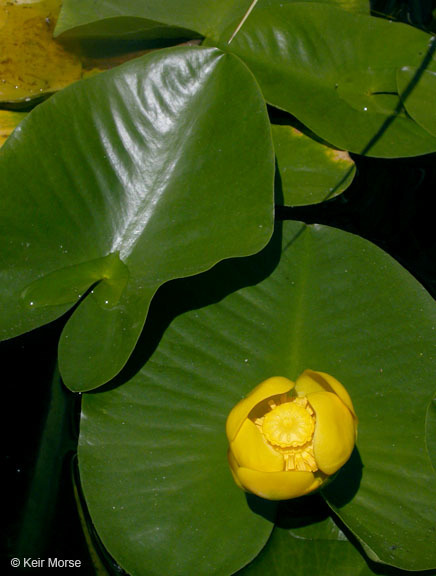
[0, 0, 82, 105]
[80, 221, 436, 574]
[397, 67, 436, 137]
[55, 0, 248, 41]
[272, 124, 355, 206]
[263, 0, 370, 14]
[55, 0, 369, 43]
[0, 46, 274, 392]
[217, 3, 436, 157]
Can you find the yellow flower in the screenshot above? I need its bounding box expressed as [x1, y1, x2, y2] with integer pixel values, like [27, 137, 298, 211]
[226, 370, 357, 500]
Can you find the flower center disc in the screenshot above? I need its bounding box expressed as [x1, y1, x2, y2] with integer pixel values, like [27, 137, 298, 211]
[262, 402, 315, 448]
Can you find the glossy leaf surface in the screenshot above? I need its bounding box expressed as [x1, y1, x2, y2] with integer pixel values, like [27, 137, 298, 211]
[80, 221, 436, 573]
[0, 46, 274, 392]
[55, 0, 247, 40]
[219, 3, 436, 157]
[397, 67, 436, 137]
[55, 0, 369, 41]
[272, 124, 355, 206]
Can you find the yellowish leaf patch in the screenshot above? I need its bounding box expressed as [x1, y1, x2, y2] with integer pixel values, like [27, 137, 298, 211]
[0, 0, 82, 104]
[0, 108, 26, 146]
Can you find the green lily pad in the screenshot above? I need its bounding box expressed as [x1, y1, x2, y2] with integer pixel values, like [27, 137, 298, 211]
[237, 522, 374, 576]
[79, 220, 436, 573]
[54, 0, 369, 42]
[79, 324, 277, 576]
[54, 0, 247, 40]
[0, 46, 274, 392]
[397, 67, 436, 137]
[218, 3, 436, 157]
[272, 124, 355, 206]
[237, 497, 376, 576]
[263, 0, 370, 14]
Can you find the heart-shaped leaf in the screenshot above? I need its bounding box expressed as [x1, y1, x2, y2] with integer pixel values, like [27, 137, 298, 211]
[79, 220, 436, 573]
[217, 3, 436, 157]
[0, 45, 274, 392]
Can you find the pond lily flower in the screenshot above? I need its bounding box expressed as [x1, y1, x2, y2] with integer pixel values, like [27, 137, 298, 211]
[226, 370, 357, 500]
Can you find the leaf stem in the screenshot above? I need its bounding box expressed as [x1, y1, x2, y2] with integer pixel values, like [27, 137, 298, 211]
[228, 0, 259, 44]
[14, 362, 77, 558]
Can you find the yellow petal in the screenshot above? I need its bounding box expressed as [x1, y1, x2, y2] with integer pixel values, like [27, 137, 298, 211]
[227, 449, 244, 490]
[309, 391, 355, 475]
[295, 369, 357, 420]
[295, 370, 326, 397]
[226, 377, 294, 442]
[236, 467, 323, 500]
[231, 418, 284, 472]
